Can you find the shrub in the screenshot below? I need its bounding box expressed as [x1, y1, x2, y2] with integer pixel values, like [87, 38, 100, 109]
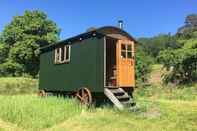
[0, 60, 24, 77]
[135, 48, 153, 83]
[158, 40, 197, 84]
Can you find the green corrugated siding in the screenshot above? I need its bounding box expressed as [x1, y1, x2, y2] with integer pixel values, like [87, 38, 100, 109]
[39, 37, 104, 93]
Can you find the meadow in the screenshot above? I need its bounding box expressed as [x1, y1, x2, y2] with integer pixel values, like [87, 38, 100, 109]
[0, 77, 196, 131]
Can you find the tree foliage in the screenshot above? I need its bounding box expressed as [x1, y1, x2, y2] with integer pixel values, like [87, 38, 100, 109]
[138, 34, 179, 59]
[0, 10, 60, 77]
[158, 14, 197, 84]
[135, 47, 153, 83]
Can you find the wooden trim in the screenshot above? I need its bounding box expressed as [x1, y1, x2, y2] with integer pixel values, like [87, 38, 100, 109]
[104, 36, 106, 87]
[132, 41, 135, 58]
[104, 37, 118, 88]
[54, 48, 57, 64]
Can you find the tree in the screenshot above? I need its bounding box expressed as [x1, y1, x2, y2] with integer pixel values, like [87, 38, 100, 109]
[158, 15, 197, 84]
[138, 34, 178, 59]
[0, 10, 60, 77]
[135, 46, 153, 83]
[0, 43, 9, 63]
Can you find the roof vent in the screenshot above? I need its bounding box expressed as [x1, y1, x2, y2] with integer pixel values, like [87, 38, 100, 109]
[118, 20, 123, 29]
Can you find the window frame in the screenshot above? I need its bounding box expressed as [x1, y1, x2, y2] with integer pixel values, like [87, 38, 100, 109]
[54, 45, 71, 64]
[120, 43, 134, 59]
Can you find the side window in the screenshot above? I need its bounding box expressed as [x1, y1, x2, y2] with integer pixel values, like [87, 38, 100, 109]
[54, 45, 71, 64]
[120, 44, 133, 59]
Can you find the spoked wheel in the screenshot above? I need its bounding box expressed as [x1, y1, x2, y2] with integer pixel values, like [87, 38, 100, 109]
[75, 88, 92, 106]
[38, 90, 46, 97]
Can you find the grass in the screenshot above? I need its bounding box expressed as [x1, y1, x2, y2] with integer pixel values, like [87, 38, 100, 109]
[0, 86, 196, 130]
[0, 77, 37, 95]
[0, 77, 196, 130]
[48, 99, 197, 131]
[135, 84, 197, 101]
[0, 95, 83, 130]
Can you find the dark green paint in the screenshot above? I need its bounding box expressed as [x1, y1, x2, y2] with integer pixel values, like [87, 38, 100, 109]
[39, 36, 104, 93]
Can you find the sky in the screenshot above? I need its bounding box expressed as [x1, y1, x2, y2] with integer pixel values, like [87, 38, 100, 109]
[0, 0, 196, 39]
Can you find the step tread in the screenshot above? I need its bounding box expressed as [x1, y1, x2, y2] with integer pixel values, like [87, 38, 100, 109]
[116, 95, 130, 101]
[104, 87, 136, 110]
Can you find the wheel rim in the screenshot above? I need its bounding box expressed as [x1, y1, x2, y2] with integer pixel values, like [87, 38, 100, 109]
[76, 88, 92, 105]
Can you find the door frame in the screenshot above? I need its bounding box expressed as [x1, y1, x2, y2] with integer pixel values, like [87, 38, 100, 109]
[104, 36, 118, 88]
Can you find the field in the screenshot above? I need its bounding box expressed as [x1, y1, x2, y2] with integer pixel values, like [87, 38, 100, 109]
[0, 77, 37, 95]
[0, 71, 196, 130]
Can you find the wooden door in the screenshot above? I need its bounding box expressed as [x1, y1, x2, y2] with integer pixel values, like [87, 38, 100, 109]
[116, 40, 135, 87]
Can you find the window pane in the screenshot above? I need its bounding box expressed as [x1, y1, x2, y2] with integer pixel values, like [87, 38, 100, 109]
[121, 44, 126, 50]
[55, 49, 58, 63]
[65, 46, 70, 60]
[121, 51, 126, 58]
[61, 47, 65, 61]
[127, 51, 132, 58]
[127, 45, 132, 51]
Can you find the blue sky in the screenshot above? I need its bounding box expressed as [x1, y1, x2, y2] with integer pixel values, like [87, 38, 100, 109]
[0, 0, 196, 39]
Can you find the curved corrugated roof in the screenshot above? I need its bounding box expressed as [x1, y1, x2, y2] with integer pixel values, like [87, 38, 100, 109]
[41, 26, 137, 50]
[96, 26, 137, 42]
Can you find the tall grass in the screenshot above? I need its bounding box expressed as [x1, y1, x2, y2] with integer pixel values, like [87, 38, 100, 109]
[135, 84, 197, 101]
[0, 77, 37, 95]
[0, 95, 83, 130]
[0, 94, 196, 131]
[0, 77, 196, 130]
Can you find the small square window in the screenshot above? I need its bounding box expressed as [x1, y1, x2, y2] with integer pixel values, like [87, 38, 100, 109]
[120, 43, 134, 59]
[54, 45, 71, 64]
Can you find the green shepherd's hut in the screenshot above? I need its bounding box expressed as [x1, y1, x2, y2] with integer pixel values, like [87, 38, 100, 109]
[39, 24, 137, 109]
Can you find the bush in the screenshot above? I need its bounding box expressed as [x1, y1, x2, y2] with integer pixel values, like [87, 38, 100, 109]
[158, 42, 197, 84]
[0, 60, 24, 77]
[135, 48, 153, 83]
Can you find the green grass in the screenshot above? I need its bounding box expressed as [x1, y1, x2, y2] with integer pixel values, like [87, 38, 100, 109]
[0, 77, 196, 130]
[151, 64, 163, 71]
[0, 88, 196, 130]
[0, 77, 38, 95]
[135, 84, 197, 101]
[0, 95, 83, 130]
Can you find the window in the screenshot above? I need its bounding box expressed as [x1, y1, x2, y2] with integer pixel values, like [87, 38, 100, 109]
[54, 45, 71, 64]
[121, 44, 133, 59]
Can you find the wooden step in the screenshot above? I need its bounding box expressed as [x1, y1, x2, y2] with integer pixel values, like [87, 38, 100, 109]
[116, 95, 130, 101]
[104, 87, 136, 110]
[109, 89, 125, 96]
